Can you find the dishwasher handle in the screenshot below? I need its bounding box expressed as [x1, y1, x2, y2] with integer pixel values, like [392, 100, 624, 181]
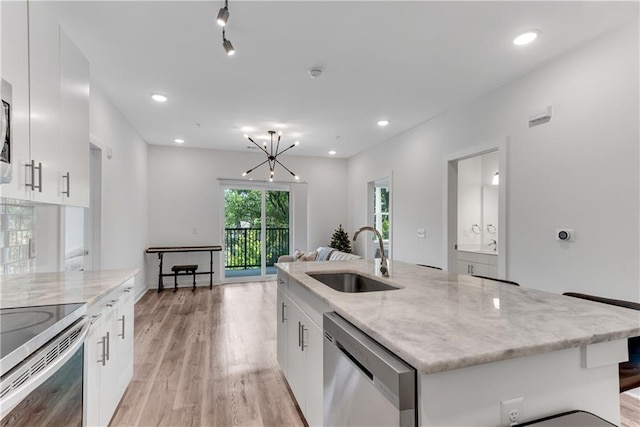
[337, 342, 373, 381]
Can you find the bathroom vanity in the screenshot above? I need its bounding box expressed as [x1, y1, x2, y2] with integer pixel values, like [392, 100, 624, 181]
[276, 259, 640, 426]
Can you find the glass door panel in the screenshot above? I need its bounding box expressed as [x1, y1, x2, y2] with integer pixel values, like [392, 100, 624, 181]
[265, 190, 290, 275]
[224, 187, 290, 280]
[224, 189, 263, 278]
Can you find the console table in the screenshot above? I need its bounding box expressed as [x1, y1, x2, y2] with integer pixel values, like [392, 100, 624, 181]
[146, 246, 222, 292]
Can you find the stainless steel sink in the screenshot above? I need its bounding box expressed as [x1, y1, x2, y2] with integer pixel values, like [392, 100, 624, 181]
[307, 272, 399, 293]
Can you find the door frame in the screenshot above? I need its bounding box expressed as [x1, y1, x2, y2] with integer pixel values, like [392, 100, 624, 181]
[443, 138, 508, 278]
[220, 181, 291, 283]
[366, 175, 393, 261]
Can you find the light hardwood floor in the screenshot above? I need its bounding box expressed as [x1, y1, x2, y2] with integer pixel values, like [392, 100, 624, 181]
[111, 281, 640, 427]
[110, 282, 305, 427]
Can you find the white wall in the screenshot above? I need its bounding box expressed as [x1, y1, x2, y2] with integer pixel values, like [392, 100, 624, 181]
[90, 85, 148, 299]
[146, 146, 348, 288]
[348, 22, 639, 300]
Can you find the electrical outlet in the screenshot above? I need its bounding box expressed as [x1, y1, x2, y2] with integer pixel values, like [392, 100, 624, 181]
[501, 397, 524, 426]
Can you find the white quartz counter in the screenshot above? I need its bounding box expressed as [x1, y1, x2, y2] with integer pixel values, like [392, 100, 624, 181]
[0, 269, 139, 309]
[277, 259, 640, 374]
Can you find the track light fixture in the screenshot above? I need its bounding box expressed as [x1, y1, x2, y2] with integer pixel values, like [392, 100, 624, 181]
[217, 0, 234, 55]
[216, 0, 229, 26]
[242, 131, 300, 182]
[222, 29, 235, 55]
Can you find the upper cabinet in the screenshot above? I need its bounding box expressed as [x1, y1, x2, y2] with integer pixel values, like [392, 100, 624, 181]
[60, 29, 90, 207]
[0, 0, 90, 207]
[1, 0, 31, 201]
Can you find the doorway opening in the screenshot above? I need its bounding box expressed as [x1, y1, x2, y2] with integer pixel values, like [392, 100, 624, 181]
[445, 142, 506, 278]
[63, 144, 101, 271]
[222, 184, 291, 281]
[366, 176, 392, 261]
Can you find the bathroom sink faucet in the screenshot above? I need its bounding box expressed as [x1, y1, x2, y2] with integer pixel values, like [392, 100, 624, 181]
[353, 226, 389, 277]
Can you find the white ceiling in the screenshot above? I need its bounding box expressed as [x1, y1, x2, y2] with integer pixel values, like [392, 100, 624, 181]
[48, 1, 637, 158]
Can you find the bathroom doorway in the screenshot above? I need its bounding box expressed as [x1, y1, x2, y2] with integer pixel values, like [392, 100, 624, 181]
[445, 142, 507, 278]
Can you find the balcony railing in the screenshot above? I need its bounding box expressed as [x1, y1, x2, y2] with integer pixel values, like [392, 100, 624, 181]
[224, 227, 289, 270]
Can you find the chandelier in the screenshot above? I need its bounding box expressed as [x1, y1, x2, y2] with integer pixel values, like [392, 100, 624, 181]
[243, 131, 300, 182]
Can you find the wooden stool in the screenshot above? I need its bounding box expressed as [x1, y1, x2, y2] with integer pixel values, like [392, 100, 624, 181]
[171, 264, 198, 292]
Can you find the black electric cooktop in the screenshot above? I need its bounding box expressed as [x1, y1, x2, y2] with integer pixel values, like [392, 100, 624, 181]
[0, 303, 86, 376]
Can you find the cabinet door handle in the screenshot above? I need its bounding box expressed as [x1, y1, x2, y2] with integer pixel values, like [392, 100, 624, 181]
[118, 315, 125, 339]
[106, 298, 120, 307]
[62, 172, 70, 197]
[298, 321, 302, 347]
[105, 331, 110, 361]
[35, 162, 42, 192]
[301, 325, 307, 352]
[99, 336, 107, 366]
[281, 302, 287, 323]
[25, 161, 41, 191]
[470, 265, 474, 274]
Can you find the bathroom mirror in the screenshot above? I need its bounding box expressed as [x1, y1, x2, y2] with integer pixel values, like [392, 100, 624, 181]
[456, 151, 499, 253]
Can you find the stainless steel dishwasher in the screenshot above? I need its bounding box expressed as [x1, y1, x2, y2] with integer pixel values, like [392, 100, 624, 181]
[323, 312, 416, 427]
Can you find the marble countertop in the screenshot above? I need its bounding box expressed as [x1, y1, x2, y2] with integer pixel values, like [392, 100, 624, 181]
[0, 269, 139, 309]
[277, 260, 640, 374]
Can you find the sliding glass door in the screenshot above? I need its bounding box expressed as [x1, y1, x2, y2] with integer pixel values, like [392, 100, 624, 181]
[223, 185, 290, 280]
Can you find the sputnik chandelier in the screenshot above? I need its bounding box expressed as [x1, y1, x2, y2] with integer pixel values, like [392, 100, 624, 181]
[216, 0, 235, 55]
[243, 131, 300, 182]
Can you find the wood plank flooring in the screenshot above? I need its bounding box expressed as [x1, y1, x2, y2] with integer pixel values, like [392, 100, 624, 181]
[111, 281, 640, 427]
[622, 394, 640, 427]
[109, 282, 305, 427]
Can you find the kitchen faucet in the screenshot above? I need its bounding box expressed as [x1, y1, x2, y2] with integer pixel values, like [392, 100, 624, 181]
[353, 226, 389, 277]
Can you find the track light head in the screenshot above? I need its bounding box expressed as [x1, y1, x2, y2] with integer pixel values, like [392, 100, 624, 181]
[216, 6, 229, 26]
[223, 37, 235, 56]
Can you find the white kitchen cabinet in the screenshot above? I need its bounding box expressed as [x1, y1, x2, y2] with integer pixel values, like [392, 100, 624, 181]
[59, 29, 90, 207]
[0, 2, 89, 206]
[0, 0, 31, 200]
[457, 250, 498, 278]
[84, 280, 134, 427]
[276, 285, 289, 376]
[276, 270, 327, 427]
[303, 318, 323, 427]
[27, 1, 62, 204]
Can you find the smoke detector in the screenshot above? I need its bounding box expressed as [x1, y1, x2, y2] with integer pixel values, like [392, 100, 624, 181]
[308, 68, 322, 79]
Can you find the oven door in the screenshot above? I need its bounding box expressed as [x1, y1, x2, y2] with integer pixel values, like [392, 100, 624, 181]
[0, 317, 91, 426]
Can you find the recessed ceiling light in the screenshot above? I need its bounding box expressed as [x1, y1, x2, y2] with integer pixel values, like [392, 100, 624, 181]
[174, 138, 184, 144]
[151, 93, 168, 103]
[377, 120, 390, 127]
[513, 30, 539, 46]
[328, 150, 337, 155]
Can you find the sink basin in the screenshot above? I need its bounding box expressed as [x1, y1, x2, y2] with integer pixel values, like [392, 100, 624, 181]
[307, 272, 399, 293]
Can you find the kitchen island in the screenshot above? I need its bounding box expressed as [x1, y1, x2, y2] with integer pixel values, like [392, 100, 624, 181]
[276, 259, 640, 426]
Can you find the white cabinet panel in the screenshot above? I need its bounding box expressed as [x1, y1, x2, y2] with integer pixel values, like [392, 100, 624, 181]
[286, 301, 306, 405]
[0, 0, 31, 200]
[28, 1, 61, 204]
[277, 287, 289, 376]
[59, 29, 89, 207]
[303, 319, 323, 427]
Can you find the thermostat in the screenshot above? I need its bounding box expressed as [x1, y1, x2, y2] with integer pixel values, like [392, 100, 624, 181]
[556, 229, 574, 241]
